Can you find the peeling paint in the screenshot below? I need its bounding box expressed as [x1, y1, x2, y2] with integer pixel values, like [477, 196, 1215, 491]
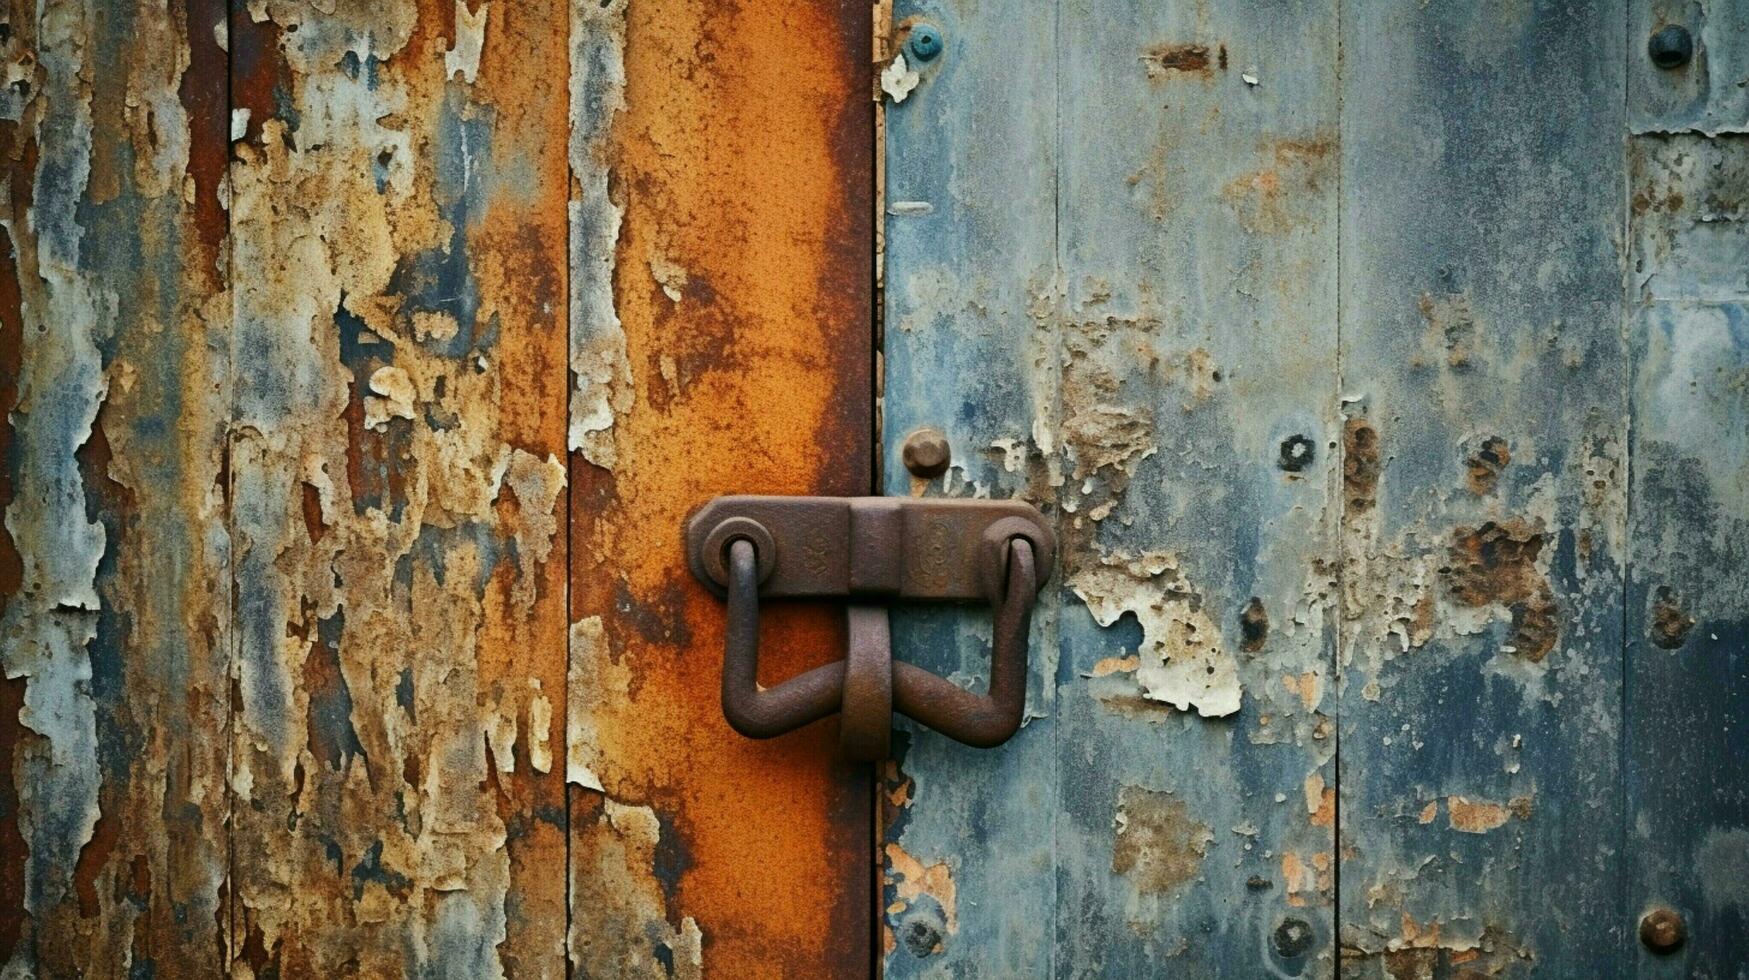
[569, 795, 703, 980]
[567, 0, 632, 470]
[1073, 552, 1242, 718]
[229, 2, 570, 972]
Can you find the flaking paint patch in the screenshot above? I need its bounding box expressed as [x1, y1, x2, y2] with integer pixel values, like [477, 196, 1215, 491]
[444, 0, 489, 84]
[565, 615, 627, 793]
[883, 841, 958, 954]
[569, 795, 703, 979]
[1072, 551, 1242, 718]
[1446, 794, 1534, 834]
[0, 2, 107, 970]
[230, 2, 570, 972]
[568, 0, 632, 469]
[1111, 787, 1212, 933]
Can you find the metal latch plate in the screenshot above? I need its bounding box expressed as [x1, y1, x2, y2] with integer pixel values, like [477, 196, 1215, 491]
[686, 496, 1054, 600]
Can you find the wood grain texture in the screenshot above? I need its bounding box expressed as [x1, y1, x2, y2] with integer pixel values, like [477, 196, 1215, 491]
[565, 1, 874, 976]
[882, 0, 1339, 974]
[229, 1, 570, 973]
[0, 1, 230, 974]
[1337, 2, 1628, 975]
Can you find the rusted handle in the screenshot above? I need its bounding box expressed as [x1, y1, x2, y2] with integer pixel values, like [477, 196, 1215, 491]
[719, 534, 1038, 758]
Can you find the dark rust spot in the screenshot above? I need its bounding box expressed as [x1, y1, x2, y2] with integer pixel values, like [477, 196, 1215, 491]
[1465, 435, 1511, 495]
[1145, 42, 1215, 77]
[1239, 597, 1268, 653]
[1278, 434, 1315, 473]
[1344, 417, 1380, 513]
[1445, 519, 1558, 661]
[1650, 586, 1695, 650]
[300, 481, 325, 544]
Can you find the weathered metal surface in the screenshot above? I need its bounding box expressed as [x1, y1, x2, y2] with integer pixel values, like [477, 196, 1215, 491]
[1338, 2, 1627, 975]
[883, 0, 1339, 973]
[230, 1, 570, 973]
[1631, 2, 1749, 135]
[565, 0, 874, 975]
[1626, 34, 1749, 967]
[0, 1, 230, 974]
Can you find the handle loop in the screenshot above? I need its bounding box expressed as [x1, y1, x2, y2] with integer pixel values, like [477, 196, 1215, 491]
[720, 535, 1039, 759]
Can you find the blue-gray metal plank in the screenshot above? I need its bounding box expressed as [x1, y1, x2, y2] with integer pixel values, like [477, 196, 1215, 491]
[1625, 121, 1749, 975]
[883, 0, 1340, 973]
[1337, 2, 1628, 975]
[881, 0, 1063, 973]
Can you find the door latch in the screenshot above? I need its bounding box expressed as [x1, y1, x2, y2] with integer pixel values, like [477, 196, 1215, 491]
[686, 496, 1055, 760]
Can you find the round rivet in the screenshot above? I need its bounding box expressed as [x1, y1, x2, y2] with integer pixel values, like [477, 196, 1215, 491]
[902, 427, 951, 479]
[1648, 25, 1693, 69]
[1273, 916, 1315, 958]
[1640, 907, 1686, 954]
[906, 24, 944, 63]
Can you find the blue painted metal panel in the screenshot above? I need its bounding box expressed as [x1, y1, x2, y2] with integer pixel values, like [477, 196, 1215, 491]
[1336, 2, 1628, 975]
[1626, 127, 1749, 977]
[883, 1, 1339, 974]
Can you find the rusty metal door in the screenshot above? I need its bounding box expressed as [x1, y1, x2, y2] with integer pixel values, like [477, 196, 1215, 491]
[0, 1, 872, 975]
[2, 0, 1747, 977]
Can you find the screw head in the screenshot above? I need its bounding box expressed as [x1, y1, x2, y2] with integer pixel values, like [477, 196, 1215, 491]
[1640, 907, 1686, 954]
[906, 25, 944, 63]
[1648, 25, 1693, 69]
[901, 427, 951, 479]
[1272, 917, 1315, 958]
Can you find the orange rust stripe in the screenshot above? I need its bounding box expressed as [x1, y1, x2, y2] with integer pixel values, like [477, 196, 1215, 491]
[569, 0, 873, 976]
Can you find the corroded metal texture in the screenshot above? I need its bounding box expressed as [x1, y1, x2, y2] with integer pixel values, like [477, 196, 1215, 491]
[1337, 2, 1629, 975]
[1626, 12, 1749, 966]
[0, 1, 230, 974]
[565, 0, 873, 976]
[882, 0, 1338, 974]
[230, 1, 570, 973]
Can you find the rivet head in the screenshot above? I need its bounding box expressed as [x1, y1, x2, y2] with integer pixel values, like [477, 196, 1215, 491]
[906, 24, 944, 63]
[1640, 907, 1686, 954]
[1648, 25, 1693, 69]
[1273, 917, 1315, 958]
[901, 427, 951, 479]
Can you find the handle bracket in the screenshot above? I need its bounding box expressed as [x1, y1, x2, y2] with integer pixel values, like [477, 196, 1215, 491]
[687, 496, 1054, 759]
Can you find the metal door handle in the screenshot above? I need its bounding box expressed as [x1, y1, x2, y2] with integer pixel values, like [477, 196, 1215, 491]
[686, 496, 1054, 760]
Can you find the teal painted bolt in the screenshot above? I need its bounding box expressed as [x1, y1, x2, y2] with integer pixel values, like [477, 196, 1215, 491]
[906, 25, 943, 63]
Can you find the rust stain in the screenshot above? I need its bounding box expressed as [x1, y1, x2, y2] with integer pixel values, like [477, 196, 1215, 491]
[229, 1, 570, 972]
[1222, 135, 1337, 234]
[1446, 794, 1534, 834]
[884, 842, 958, 957]
[1464, 435, 1511, 496]
[1444, 519, 1559, 662]
[1649, 585, 1696, 650]
[1111, 786, 1212, 896]
[1415, 291, 1481, 370]
[1344, 417, 1381, 514]
[2, 0, 231, 972]
[566, 0, 873, 975]
[1143, 42, 1226, 79]
[1239, 596, 1269, 652]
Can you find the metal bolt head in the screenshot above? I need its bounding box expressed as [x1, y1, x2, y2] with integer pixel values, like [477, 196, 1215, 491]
[1648, 25, 1693, 69]
[1272, 917, 1315, 958]
[906, 24, 944, 63]
[902, 427, 951, 479]
[1640, 907, 1686, 954]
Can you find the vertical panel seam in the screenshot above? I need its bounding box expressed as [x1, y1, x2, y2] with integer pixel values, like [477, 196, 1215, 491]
[1618, 0, 1634, 968]
[1332, 0, 1345, 956]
